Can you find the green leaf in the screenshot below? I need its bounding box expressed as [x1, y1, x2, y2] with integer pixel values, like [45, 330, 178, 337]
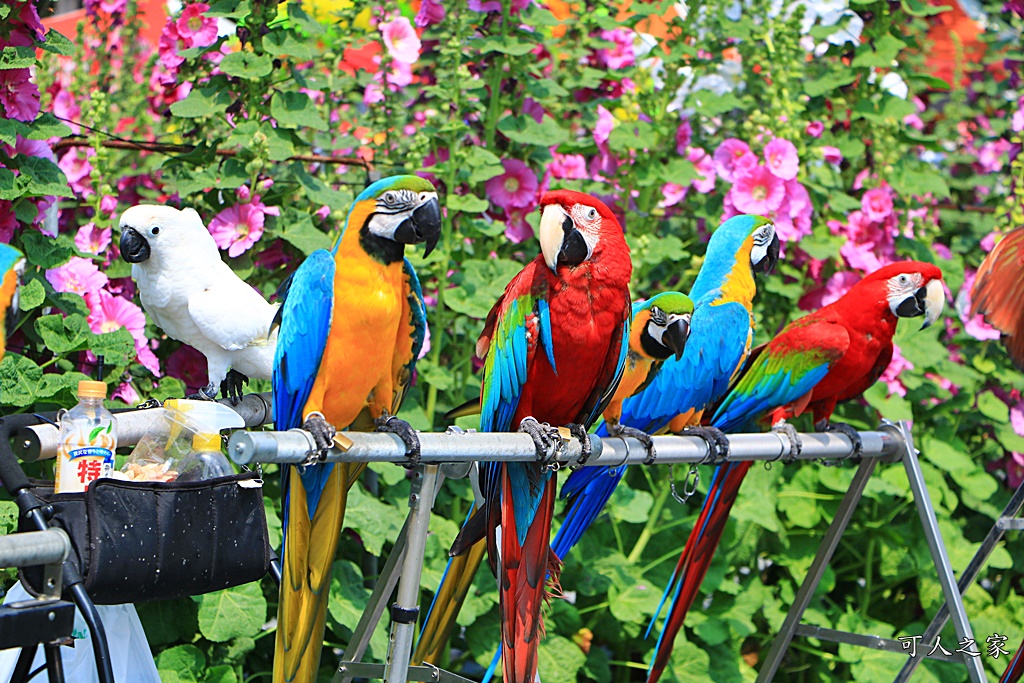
[0, 45, 36, 69]
[206, 0, 251, 18]
[285, 3, 325, 35]
[136, 599, 199, 647]
[156, 644, 206, 683]
[41, 29, 74, 56]
[608, 484, 653, 524]
[475, 35, 536, 56]
[203, 666, 237, 683]
[0, 353, 41, 407]
[264, 29, 317, 60]
[901, 0, 951, 16]
[18, 278, 44, 311]
[345, 484, 405, 555]
[26, 113, 72, 140]
[35, 314, 92, 354]
[327, 559, 370, 630]
[219, 51, 273, 80]
[276, 211, 333, 255]
[170, 86, 233, 119]
[294, 168, 351, 209]
[150, 376, 186, 402]
[608, 120, 659, 152]
[891, 164, 951, 200]
[805, 70, 857, 98]
[447, 193, 490, 213]
[850, 34, 907, 68]
[977, 392, 1009, 423]
[197, 583, 267, 642]
[266, 127, 297, 161]
[271, 91, 327, 131]
[497, 115, 569, 147]
[91, 327, 137, 367]
[690, 90, 743, 116]
[538, 635, 587, 683]
[446, 259, 525, 319]
[17, 156, 72, 198]
[0, 118, 29, 146]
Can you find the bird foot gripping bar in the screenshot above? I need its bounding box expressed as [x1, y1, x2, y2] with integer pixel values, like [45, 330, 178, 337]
[225, 421, 990, 683]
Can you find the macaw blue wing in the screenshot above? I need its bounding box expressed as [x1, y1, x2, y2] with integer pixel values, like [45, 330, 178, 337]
[391, 257, 428, 414]
[618, 298, 751, 435]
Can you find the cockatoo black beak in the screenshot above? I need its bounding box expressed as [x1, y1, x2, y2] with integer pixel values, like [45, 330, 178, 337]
[120, 227, 151, 263]
[393, 197, 442, 257]
[664, 316, 690, 361]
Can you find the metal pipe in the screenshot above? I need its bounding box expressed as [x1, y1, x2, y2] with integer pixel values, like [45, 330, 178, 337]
[15, 392, 274, 462]
[0, 529, 71, 569]
[229, 428, 902, 467]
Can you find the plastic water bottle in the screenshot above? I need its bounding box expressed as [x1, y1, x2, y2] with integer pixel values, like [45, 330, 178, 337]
[54, 380, 117, 493]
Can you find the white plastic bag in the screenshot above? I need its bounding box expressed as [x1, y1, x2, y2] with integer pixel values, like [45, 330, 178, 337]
[0, 581, 161, 683]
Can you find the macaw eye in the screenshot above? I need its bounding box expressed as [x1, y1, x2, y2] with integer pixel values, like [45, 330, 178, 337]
[151, 227, 160, 236]
[898, 274, 909, 285]
[383, 192, 395, 204]
[585, 207, 598, 221]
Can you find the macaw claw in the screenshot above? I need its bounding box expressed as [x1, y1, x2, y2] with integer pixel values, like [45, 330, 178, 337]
[304, 412, 338, 461]
[566, 423, 592, 468]
[608, 423, 657, 465]
[816, 420, 863, 460]
[519, 417, 558, 465]
[187, 383, 219, 401]
[376, 414, 421, 469]
[682, 425, 731, 463]
[771, 420, 802, 460]
[220, 369, 249, 406]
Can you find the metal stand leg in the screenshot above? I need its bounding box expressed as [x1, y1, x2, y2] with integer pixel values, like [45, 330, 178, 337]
[12, 644, 38, 683]
[43, 643, 64, 683]
[898, 422, 987, 683]
[756, 458, 878, 682]
[894, 479, 1024, 682]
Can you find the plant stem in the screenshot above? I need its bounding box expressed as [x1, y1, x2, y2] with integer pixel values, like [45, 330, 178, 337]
[627, 475, 673, 564]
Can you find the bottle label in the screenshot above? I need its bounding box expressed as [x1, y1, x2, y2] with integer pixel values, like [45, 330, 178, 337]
[56, 445, 115, 493]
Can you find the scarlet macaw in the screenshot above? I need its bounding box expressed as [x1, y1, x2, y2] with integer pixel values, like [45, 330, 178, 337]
[272, 176, 441, 683]
[0, 243, 24, 361]
[447, 190, 633, 683]
[646, 261, 945, 683]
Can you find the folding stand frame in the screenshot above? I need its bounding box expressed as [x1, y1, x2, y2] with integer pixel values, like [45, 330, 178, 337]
[230, 419, 991, 683]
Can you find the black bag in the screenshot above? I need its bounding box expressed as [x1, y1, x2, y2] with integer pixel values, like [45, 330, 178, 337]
[20, 471, 272, 604]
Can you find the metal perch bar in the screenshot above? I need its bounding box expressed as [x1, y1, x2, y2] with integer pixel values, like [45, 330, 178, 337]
[0, 529, 71, 570]
[228, 427, 903, 467]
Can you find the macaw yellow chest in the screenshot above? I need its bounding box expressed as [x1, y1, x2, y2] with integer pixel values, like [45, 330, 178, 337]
[308, 248, 406, 428]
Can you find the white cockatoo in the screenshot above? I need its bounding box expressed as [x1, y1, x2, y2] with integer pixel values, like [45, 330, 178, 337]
[118, 204, 278, 402]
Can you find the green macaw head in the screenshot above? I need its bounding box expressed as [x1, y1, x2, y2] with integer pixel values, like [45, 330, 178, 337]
[634, 291, 694, 361]
[341, 175, 442, 261]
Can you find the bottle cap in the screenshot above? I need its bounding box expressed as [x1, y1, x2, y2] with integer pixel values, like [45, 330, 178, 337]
[78, 380, 107, 398]
[192, 433, 222, 452]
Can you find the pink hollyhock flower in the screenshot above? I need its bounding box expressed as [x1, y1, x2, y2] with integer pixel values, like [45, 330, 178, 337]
[1013, 98, 1023, 133]
[158, 22, 186, 69]
[208, 195, 279, 258]
[785, 179, 813, 234]
[981, 231, 999, 252]
[0, 69, 41, 122]
[75, 223, 113, 255]
[176, 3, 218, 48]
[660, 183, 688, 208]
[730, 165, 785, 215]
[879, 344, 912, 397]
[958, 270, 1001, 341]
[713, 139, 758, 183]
[111, 382, 139, 406]
[46, 257, 109, 296]
[1012, 399, 1024, 438]
[862, 186, 894, 223]
[594, 105, 615, 147]
[86, 289, 161, 375]
[100, 195, 118, 215]
[416, 0, 445, 26]
[805, 121, 824, 138]
[253, 239, 293, 270]
[364, 80, 385, 105]
[598, 28, 635, 70]
[977, 139, 1010, 173]
[12, 1, 46, 41]
[988, 452, 1024, 489]
[687, 147, 716, 194]
[763, 138, 799, 181]
[418, 325, 431, 360]
[822, 146, 843, 165]
[58, 149, 95, 196]
[675, 119, 692, 155]
[486, 159, 538, 210]
[933, 242, 952, 260]
[549, 153, 587, 180]
[0, 201, 15, 243]
[798, 270, 860, 311]
[166, 344, 207, 392]
[7, 135, 55, 162]
[381, 16, 421, 64]
[522, 98, 544, 123]
[504, 204, 536, 244]
[469, 0, 530, 12]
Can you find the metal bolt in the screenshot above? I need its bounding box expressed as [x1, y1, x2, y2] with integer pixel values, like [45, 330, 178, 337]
[48, 612, 55, 621]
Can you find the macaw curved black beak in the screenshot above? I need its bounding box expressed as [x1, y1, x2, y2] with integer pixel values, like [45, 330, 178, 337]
[393, 197, 442, 257]
[539, 204, 589, 272]
[119, 227, 151, 263]
[753, 233, 781, 275]
[896, 280, 944, 330]
[664, 316, 690, 361]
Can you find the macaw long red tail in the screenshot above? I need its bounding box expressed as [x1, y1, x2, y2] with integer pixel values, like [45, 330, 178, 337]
[647, 461, 752, 683]
[1001, 640, 1024, 683]
[501, 474, 560, 683]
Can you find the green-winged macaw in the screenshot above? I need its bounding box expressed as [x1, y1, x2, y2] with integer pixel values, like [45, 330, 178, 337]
[0, 243, 24, 361]
[272, 175, 441, 683]
[646, 261, 945, 682]
[446, 190, 633, 683]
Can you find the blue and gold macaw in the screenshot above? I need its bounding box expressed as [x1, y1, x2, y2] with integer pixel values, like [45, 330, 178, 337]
[0, 243, 24, 361]
[552, 215, 780, 560]
[272, 176, 441, 683]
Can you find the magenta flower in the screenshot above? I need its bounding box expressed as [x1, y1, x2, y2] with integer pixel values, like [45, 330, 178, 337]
[594, 105, 615, 147]
[0, 69, 41, 122]
[208, 195, 279, 258]
[504, 203, 536, 244]
[688, 147, 717, 194]
[166, 344, 208, 393]
[158, 22, 187, 69]
[86, 289, 161, 375]
[675, 119, 692, 155]
[12, 1, 46, 42]
[75, 223, 113, 255]
[469, 0, 530, 12]
[0, 201, 15, 243]
[549, 153, 587, 180]
[861, 187, 894, 223]
[415, 0, 445, 26]
[879, 344, 912, 397]
[713, 139, 758, 183]
[660, 183, 688, 209]
[176, 3, 218, 48]
[729, 165, 785, 215]
[822, 145, 843, 165]
[958, 270, 1001, 341]
[1012, 398, 1024, 438]
[46, 257, 109, 296]
[111, 381, 140, 405]
[799, 270, 860, 311]
[598, 29, 635, 70]
[381, 16, 421, 65]
[58, 149, 95, 197]
[763, 138, 799, 181]
[805, 121, 824, 138]
[486, 159, 538, 210]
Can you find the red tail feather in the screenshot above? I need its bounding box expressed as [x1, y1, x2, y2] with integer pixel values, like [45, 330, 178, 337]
[1001, 641, 1024, 683]
[500, 475, 559, 683]
[649, 462, 752, 683]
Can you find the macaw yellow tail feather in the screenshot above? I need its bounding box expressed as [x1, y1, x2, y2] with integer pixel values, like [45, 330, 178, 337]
[412, 538, 487, 665]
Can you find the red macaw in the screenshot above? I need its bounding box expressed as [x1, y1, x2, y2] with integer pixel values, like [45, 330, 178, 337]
[647, 261, 945, 682]
[448, 190, 633, 682]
